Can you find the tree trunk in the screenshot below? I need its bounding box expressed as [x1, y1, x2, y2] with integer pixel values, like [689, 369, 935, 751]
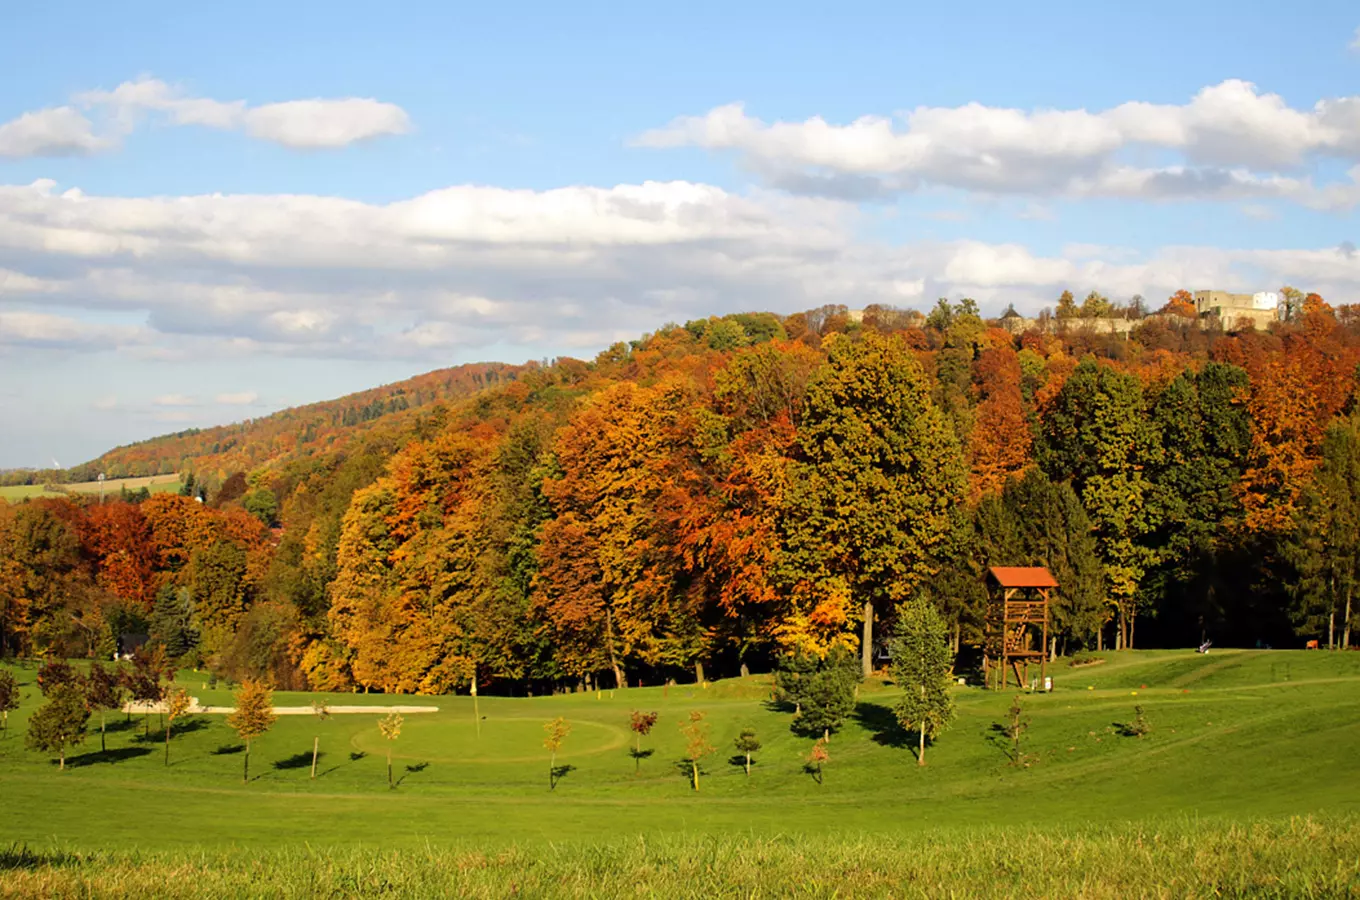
[550, 750, 556, 790]
[691, 761, 699, 792]
[861, 599, 874, 678]
[739, 662, 749, 678]
[243, 740, 250, 784]
[823, 727, 829, 742]
[311, 736, 319, 779]
[1344, 586, 1353, 649]
[918, 727, 926, 766]
[745, 752, 751, 776]
[387, 749, 393, 790]
[164, 721, 171, 765]
[694, 661, 705, 684]
[1097, 626, 1104, 652]
[1129, 609, 1136, 650]
[953, 622, 961, 656]
[59, 747, 65, 771]
[1329, 610, 1337, 651]
[605, 607, 624, 689]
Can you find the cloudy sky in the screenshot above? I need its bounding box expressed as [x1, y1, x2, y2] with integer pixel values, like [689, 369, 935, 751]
[2, 1, 1358, 468]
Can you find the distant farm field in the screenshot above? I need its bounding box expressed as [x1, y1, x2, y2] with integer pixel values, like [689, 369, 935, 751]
[1, 649, 1358, 895]
[0, 473, 181, 502]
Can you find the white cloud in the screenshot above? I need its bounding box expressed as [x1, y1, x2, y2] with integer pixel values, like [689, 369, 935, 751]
[0, 77, 410, 159]
[1351, 26, 1360, 52]
[243, 99, 411, 149]
[91, 394, 118, 410]
[0, 310, 140, 350]
[215, 391, 259, 405]
[152, 393, 196, 407]
[636, 80, 1360, 206]
[0, 107, 110, 159]
[1, 177, 1358, 363]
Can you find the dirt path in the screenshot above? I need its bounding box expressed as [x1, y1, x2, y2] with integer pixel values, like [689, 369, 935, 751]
[123, 700, 439, 715]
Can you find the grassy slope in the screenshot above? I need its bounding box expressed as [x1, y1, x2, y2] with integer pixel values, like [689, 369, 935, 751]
[0, 474, 181, 502]
[1, 649, 1358, 855]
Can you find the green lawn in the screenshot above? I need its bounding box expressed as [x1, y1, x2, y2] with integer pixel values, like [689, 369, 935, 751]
[2, 650, 1358, 895]
[0, 474, 181, 502]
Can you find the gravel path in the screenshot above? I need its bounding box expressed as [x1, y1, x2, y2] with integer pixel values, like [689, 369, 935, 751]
[123, 700, 440, 715]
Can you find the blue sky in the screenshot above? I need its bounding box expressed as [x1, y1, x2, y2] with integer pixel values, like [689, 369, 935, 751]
[2, 1, 1358, 467]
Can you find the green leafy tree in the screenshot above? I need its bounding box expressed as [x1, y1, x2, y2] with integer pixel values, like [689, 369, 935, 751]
[123, 644, 169, 735]
[890, 598, 957, 766]
[1284, 415, 1360, 649]
[1039, 357, 1164, 649]
[243, 488, 279, 528]
[1055, 290, 1078, 320]
[1144, 364, 1252, 640]
[0, 670, 20, 735]
[734, 727, 761, 776]
[84, 661, 124, 753]
[780, 332, 967, 674]
[226, 679, 276, 784]
[25, 683, 89, 770]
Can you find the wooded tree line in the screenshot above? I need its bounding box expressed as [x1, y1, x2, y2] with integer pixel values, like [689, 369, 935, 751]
[2, 294, 1358, 692]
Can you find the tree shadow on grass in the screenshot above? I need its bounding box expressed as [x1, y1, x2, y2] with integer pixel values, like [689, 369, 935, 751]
[211, 743, 244, 756]
[272, 751, 314, 771]
[629, 747, 654, 768]
[64, 746, 152, 768]
[853, 702, 912, 749]
[549, 764, 575, 790]
[104, 719, 136, 734]
[396, 762, 429, 787]
[727, 754, 758, 773]
[802, 762, 824, 785]
[319, 751, 366, 778]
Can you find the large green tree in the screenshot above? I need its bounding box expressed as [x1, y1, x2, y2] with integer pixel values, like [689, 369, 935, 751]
[1040, 358, 1164, 649]
[1284, 414, 1360, 649]
[781, 332, 967, 675]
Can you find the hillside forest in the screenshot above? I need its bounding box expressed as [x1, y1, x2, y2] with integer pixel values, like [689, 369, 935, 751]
[2, 293, 1359, 693]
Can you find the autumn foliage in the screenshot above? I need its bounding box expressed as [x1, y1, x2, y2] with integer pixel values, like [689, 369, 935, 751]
[3, 294, 1359, 691]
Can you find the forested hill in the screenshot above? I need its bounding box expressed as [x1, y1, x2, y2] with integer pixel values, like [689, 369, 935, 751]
[3, 298, 1359, 695]
[66, 361, 526, 485]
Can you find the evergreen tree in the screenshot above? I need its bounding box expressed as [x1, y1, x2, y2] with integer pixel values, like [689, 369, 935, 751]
[976, 469, 1105, 650]
[889, 598, 956, 766]
[149, 585, 198, 661]
[777, 645, 862, 740]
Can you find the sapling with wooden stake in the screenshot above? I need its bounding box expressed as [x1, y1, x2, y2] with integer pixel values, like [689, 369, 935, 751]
[310, 700, 330, 779]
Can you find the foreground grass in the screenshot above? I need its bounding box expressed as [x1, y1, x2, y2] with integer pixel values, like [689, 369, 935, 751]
[3, 818, 1357, 898]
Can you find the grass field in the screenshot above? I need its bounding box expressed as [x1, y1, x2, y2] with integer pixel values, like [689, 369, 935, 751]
[0, 474, 182, 502]
[2, 649, 1358, 896]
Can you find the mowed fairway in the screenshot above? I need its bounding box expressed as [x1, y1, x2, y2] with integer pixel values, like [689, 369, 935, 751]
[3, 649, 1359, 857]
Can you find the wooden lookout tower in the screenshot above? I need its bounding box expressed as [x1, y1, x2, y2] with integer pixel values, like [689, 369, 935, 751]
[983, 567, 1055, 691]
